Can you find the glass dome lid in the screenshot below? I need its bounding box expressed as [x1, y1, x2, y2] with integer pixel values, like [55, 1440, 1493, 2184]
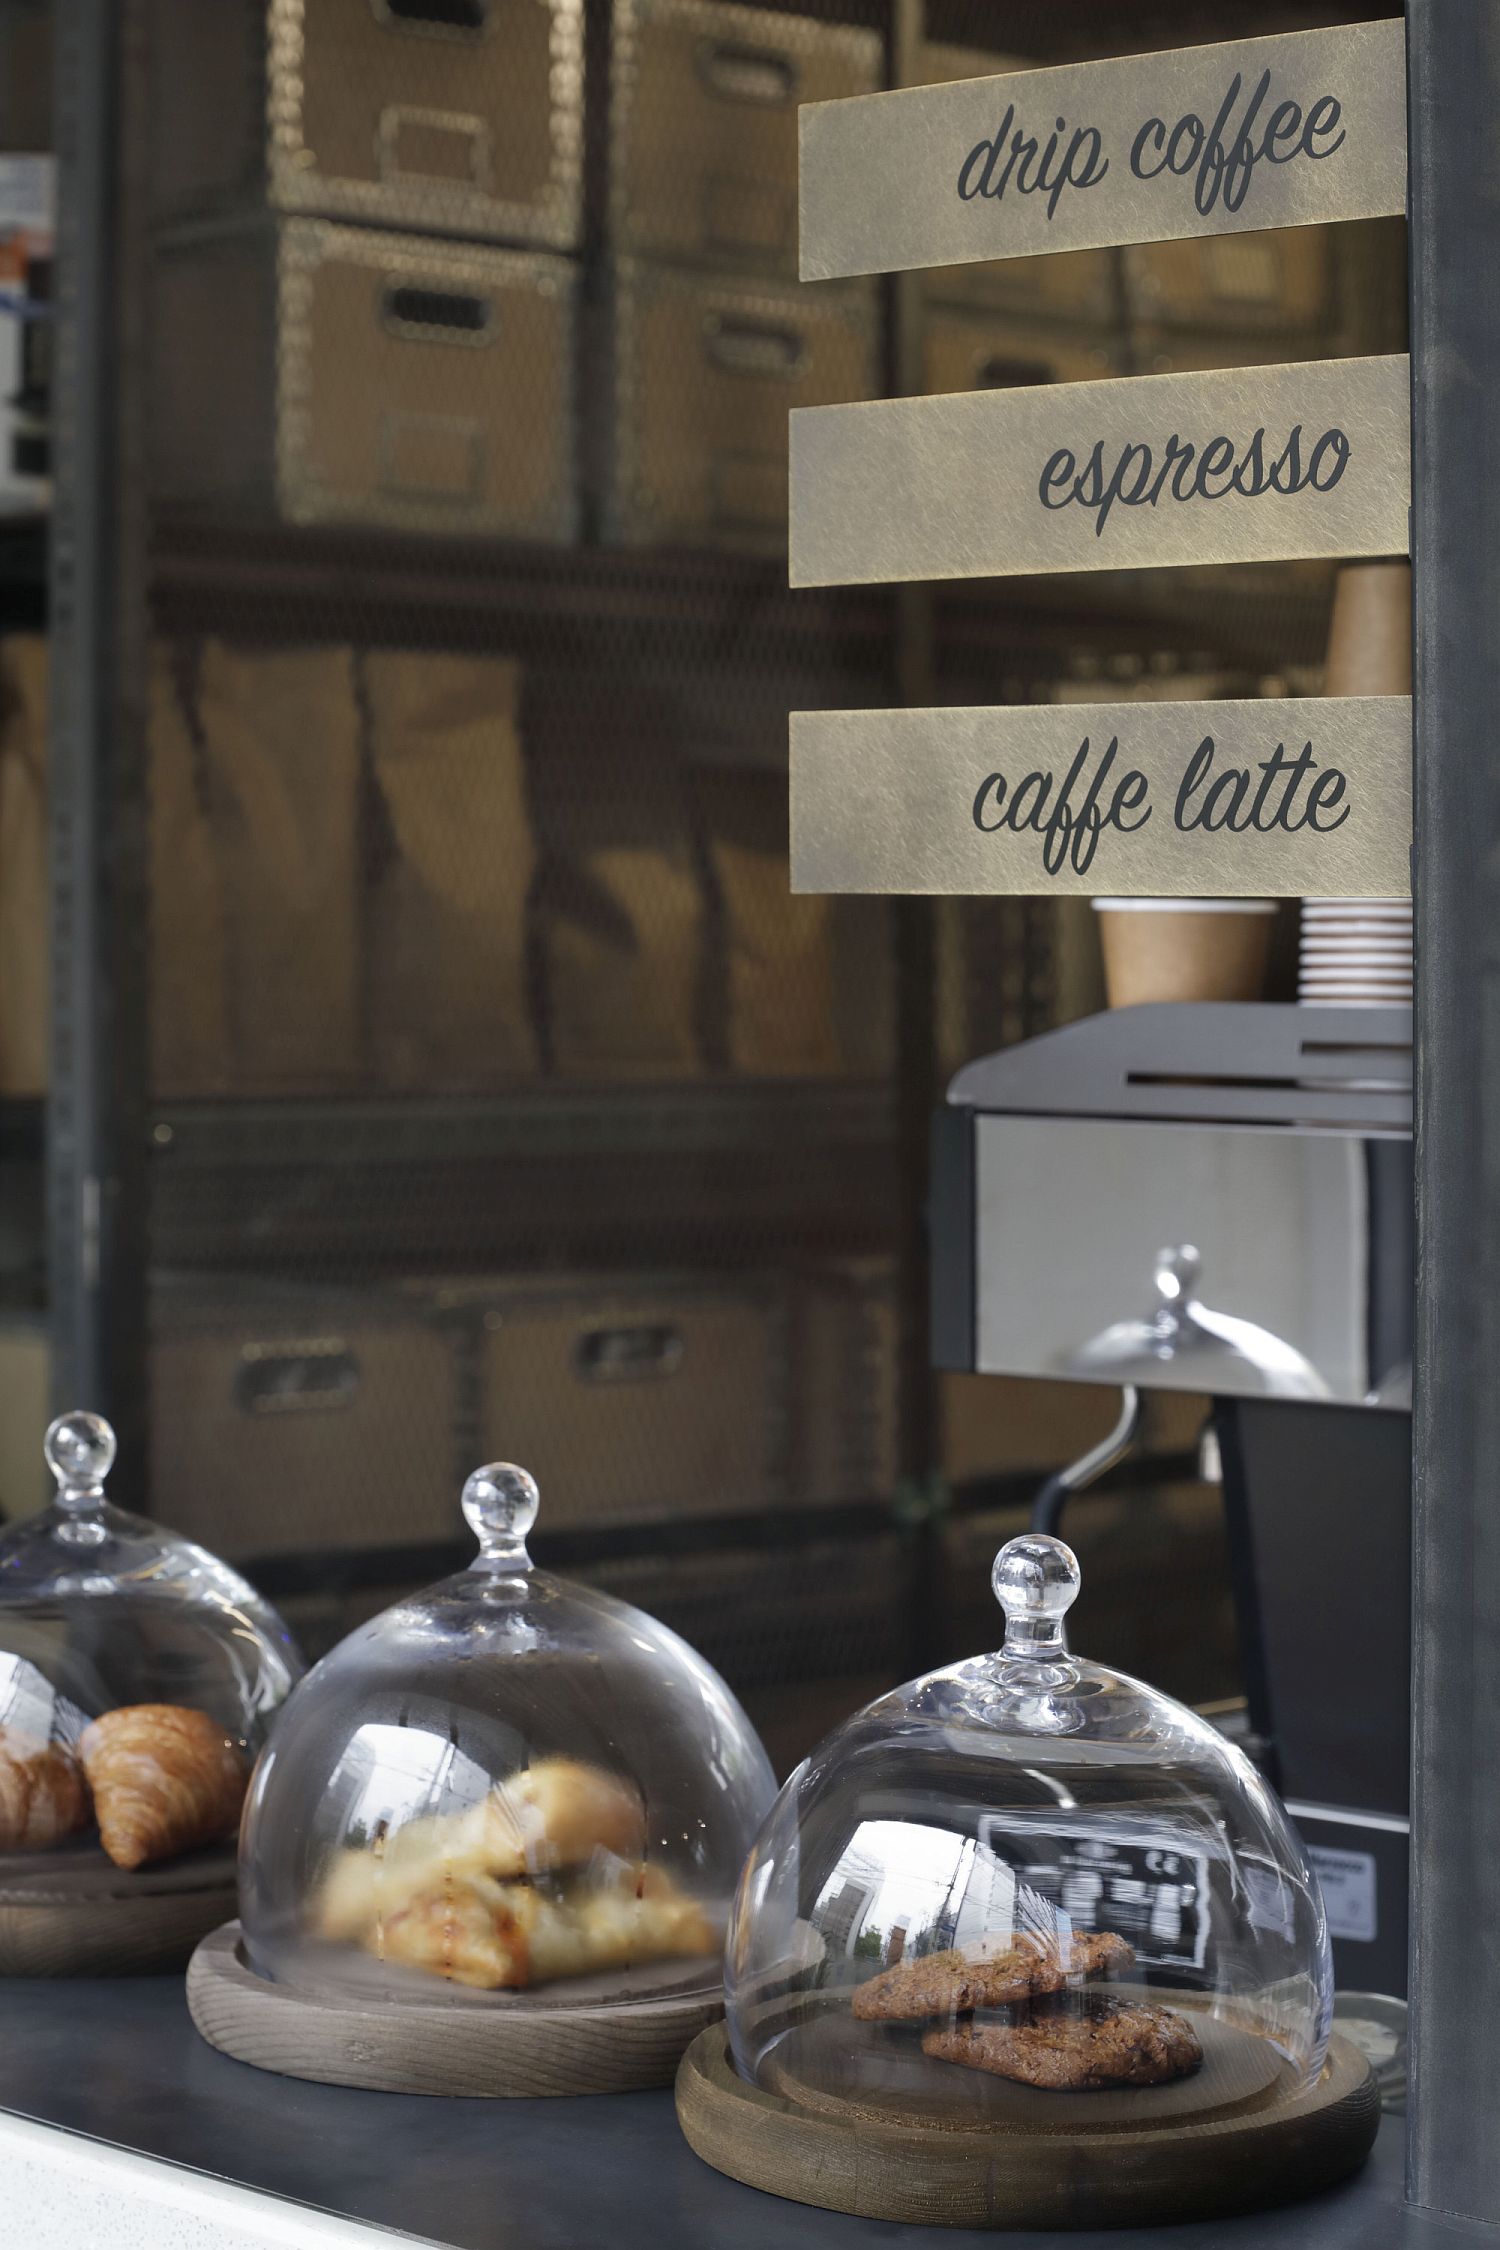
[726, 1533, 1331, 2123]
[0, 1412, 302, 1868]
[238, 1462, 777, 2007]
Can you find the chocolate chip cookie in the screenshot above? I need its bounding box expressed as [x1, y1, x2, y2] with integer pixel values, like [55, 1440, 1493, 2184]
[850, 1930, 1135, 2022]
[921, 1996, 1203, 2090]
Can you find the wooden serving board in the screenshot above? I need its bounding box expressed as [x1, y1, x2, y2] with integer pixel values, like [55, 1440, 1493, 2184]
[763, 2000, 1283, 2133]
[675, 2023, 1380, 2230]
[0, 1843, 238, 1977]
[188, 1921, 726, 2097]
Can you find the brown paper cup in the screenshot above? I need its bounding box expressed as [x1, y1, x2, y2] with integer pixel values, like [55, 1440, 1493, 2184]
[1323, 561, 1411, 698]
[1095, 900, 1276, 1008]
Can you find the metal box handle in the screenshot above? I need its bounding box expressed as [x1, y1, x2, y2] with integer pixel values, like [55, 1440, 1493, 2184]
[377, 105, 492, 190]
[702, 312, 806, 380]
[977, 353, 1057, 390]
[374, 0, 491, 36]
[381, 283, 495, 344]
[694, 39, 797, 106]
[234, 1341, 360, 1416]
[574, 1324, 686, 1384]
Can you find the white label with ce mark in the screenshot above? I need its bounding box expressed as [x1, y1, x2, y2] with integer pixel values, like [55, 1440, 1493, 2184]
[1307, 1844, 1378, 1943]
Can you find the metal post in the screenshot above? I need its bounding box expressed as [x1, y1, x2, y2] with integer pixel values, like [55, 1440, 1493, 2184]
[887, 0, 942, 1665]
[1407, 0, 1500, 2220]
[48, 0, 149, 1488]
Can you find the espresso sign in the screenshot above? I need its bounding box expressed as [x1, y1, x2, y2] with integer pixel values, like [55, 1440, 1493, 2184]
[790, 698, 1411, 897]
[791, 354, 1409, 588]
[800, 20, 1405, 283]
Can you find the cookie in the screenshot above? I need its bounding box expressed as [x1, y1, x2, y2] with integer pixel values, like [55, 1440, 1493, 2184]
[850, 1930, 1134, 2022]
[921, 1997, 1203, 2090]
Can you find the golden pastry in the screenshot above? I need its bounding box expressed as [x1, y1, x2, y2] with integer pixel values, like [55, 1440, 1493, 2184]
[922, 1997, 1203, 2090]
[370, 1862, 718, 1991]
[78, 1704, 246, 1870]
[318, 1757, 646, 1940]
[852, 1930, 1135, 2022]
[0, 1727, 90, 1851]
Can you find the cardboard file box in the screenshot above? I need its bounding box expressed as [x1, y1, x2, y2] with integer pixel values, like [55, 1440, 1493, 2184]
[152, 220, 578, 541]
[148, 0, 582, 250]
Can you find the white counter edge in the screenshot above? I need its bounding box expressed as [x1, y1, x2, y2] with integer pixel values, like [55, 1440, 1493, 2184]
[0, 2108, 443, 2250]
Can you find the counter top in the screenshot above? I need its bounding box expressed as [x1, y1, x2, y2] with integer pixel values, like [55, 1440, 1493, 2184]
[0, 1976, 1488, 2250]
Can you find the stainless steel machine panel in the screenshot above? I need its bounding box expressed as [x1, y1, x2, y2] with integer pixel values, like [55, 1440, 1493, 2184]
[973, 1112, 1411, 1407]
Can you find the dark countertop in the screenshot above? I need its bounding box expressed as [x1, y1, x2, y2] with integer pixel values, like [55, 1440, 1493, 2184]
[0, 1975, 1486, 2250]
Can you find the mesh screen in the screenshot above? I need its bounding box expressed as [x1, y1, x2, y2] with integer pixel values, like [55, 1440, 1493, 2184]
[61, 0, 1406, 1767]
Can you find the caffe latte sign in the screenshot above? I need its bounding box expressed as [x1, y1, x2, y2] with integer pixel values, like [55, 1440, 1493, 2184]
[800, 20, 1405, 281]
[792, 354, 1411, 586]
[790, 700, 1411, 898]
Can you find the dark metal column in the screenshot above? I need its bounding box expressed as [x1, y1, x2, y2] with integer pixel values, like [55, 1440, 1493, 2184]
[47, 0, 149, 1488]
[887, 0, 942, 1668]
[1407, 0, 1500, 2220]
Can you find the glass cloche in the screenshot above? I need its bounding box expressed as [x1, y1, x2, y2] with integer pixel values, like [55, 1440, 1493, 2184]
[0, 1412, 302, 1871]
[238, 1462, 777, 2007]
[726, 1533, 1331, 2124]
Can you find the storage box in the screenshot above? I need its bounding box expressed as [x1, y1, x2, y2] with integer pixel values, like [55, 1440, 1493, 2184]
[150, 1283, 459, 1561]
[471, 1271, 791, 1527]
[607, 260, 876, 549]
[0, 1316, 50, 1524]
[1124, 228, 1332, 335]
[922, 309, 1119, 396]
[793, 1260, 898, 1507]
[611, 0, 879, 276]
[580, 1530, 910, 1695]
[148, 0, 582, 250]
[152, 220, 578, 540]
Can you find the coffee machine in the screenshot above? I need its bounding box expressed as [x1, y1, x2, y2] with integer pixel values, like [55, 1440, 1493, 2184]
[931, 1001, 1412, 1996]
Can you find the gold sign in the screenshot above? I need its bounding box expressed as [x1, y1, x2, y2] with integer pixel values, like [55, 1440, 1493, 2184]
[791, 354, 1409, 588]
[800, 20, 1406, 283]
[790, 697, 1411, 897]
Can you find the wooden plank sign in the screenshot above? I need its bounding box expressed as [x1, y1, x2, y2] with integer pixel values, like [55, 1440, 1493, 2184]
[791, 354, 1411, 588]
[790, 697, 1411, 897]
[800, 20, 1406, 283]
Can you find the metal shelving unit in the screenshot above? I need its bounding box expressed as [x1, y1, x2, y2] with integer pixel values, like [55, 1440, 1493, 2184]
[33, 0, 1393, 1733]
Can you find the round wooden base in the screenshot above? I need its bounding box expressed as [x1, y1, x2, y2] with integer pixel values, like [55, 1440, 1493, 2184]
[188, 1921, 726, 2097]
[675, 2023, 1380, 2231]
[0, 1844, 238, 1977]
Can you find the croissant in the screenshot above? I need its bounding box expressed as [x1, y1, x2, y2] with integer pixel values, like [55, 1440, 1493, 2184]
[318, 1757, 646, 1940]
[0, 1727, 90, 1851]
[78, 1704, 246, 1870]
[371, 1862, 718, 1991]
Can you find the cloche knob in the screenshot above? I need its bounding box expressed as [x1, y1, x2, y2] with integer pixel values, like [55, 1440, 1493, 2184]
[993, 1533, 1080, 1657]
[1154, 1244, 1201, 1306]
[44, 1410, 117, 1502]
[462, 1462, 539, 1570]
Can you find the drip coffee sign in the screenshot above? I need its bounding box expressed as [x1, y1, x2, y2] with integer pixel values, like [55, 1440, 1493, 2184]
[799, 21, 1406, 282]
[788, 20, 1413, 899]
